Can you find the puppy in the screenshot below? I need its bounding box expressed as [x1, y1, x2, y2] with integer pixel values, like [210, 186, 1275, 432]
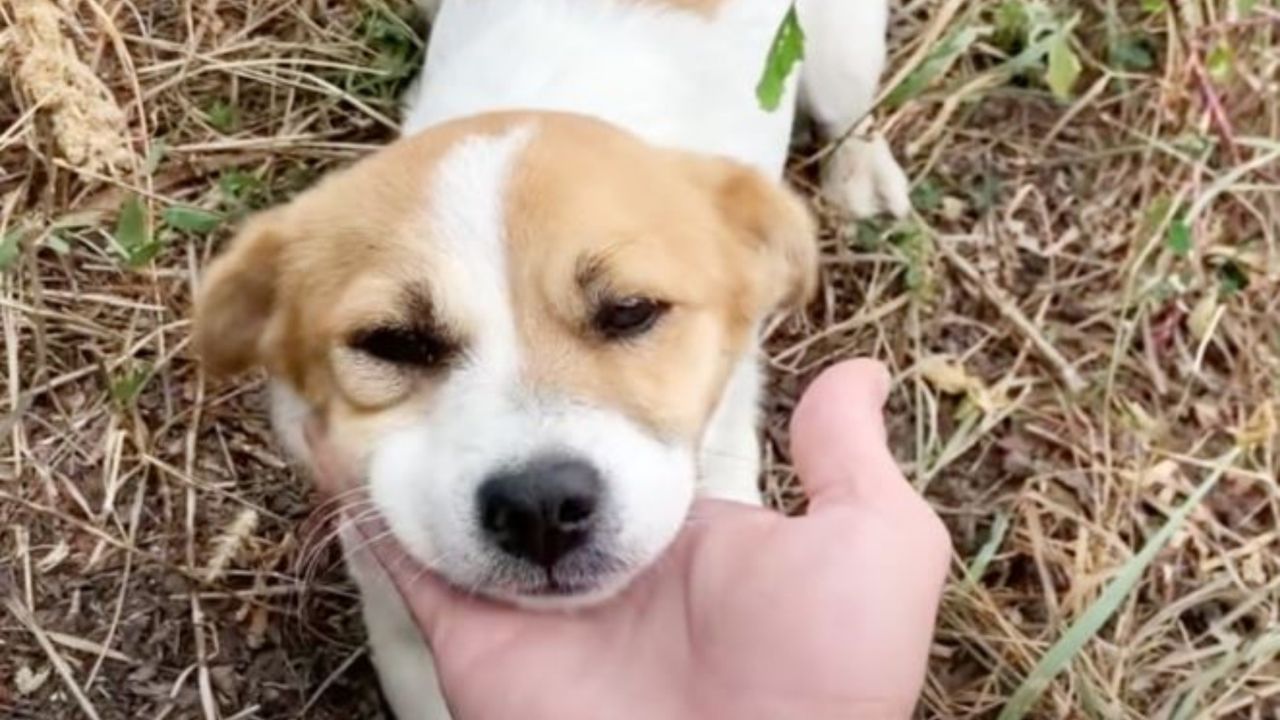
[194, 0, 908, 717]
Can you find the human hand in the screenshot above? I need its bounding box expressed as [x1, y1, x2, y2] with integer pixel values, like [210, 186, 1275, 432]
[308, 359, 952, 720]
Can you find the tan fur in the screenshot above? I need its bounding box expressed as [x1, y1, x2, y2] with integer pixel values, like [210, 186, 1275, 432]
[506, 116, 813, 438]
[194, 112, 814, 457]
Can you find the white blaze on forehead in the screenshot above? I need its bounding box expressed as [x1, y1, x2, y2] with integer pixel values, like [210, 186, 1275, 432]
[425, 125, 533, 377]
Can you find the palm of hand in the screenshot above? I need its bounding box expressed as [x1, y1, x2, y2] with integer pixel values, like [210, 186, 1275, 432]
[418, 499, 944, 720]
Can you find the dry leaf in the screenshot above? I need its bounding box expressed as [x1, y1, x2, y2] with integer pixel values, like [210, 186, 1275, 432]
[1140, 460, 1180, 487]
[941, 196, 968, 222]
[15, 665, 51, 695]
[1192, 401, 1221, 428]
[918, 354, 1007, 413]
[1241, 553, 1267, 587]
[246, 605, 270, 650]
[37, 540, 70, 573]
[1237, 402, 1277, 450]
[1187, 293, 1219, 342]
[1126, 399, 1166, 442]
[919, 354, 977, 395]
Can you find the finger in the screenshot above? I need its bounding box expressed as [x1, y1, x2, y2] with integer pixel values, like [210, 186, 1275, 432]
[788, 359, 907, 509]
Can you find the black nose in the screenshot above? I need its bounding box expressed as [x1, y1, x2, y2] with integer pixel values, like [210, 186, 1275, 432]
[478, 456, 602, 568]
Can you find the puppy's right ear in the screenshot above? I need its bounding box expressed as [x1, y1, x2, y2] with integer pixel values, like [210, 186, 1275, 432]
[193, 210, 287, 377]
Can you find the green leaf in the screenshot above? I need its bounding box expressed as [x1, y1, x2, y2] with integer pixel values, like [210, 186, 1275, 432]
[1046, 32, 1081, 101]
[110, 364, 151, 404]
[1166, 217, 1192, 256]
[852, 218, 889, 251]
[348, 7, 425, 101]
[162, 206, 223, 234]
[886, 221, 934, 295]
[997, 453, 1237, 720]
[1218, 261, 1249, 296]
[0, 229, 23, 271]
[884, 25, 985, 110]
[218, 169, 265, 207]
[114, 196, 165, 267]
[910, 178, 944, 214]
[755, 5, 805, 112]
[1141, 0, 1168, 11]
[206, 100, 240, 134]
[1206, 43, 1234, 81]
[362, 7, 420, 79]
[126, 238, 166, 266]
[995, 2, 1027, 35]
[115, 196, 149, 253]
[1110, 35, 1155, 71]
[993, 1, 1028, 52]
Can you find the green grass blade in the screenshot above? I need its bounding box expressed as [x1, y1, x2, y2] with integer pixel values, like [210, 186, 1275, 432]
[997, 451, 1240, 720]
[966, 511, 1011, 583]
[1170, 629, 1280, 720]
[883, 25, 986, 110]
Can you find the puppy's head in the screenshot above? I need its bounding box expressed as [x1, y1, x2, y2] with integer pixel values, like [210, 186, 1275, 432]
[196, 112, 814, 604]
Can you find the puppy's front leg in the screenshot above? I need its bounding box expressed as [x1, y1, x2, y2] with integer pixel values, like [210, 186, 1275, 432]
[796, 0, 911, 218]
[698, 355, 765, 507]
[340, 524, 453, 720]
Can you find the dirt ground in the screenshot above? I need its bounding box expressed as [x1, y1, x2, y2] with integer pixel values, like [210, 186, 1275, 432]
[1, 0, 1278, 718]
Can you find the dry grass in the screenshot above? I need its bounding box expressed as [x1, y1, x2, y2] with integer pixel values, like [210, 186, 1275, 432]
[1, 0, 1277, 718]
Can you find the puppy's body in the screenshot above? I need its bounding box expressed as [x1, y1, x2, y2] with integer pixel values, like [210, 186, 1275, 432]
[197, 1, 905, 717]
[406, 0, 799, 176]
[373, 4, 897, 714]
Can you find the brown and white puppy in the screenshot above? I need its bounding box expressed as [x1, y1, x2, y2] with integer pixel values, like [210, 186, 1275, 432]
[198, 111, 813, 598]
[196, 1, 906, 717]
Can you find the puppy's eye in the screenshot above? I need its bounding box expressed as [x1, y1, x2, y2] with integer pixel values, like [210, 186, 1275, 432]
[348, 326, 456, 368]
[591, 297, 669, 340]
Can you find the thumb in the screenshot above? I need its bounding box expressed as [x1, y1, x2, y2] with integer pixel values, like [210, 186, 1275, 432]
[788, 359, 907, 510]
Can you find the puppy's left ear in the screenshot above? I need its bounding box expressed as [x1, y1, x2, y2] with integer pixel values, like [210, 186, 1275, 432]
[688, 156, 818, 315]
[193, 208, 290, 377]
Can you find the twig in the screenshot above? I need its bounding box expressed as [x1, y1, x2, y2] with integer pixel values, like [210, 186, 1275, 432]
[294, 646, 368, 719]
[5, 597, 104, 720]
[936, 239, 1089, 394]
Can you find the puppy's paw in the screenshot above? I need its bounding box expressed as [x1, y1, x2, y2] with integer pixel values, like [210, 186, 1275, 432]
[821, 136, 912, 219]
